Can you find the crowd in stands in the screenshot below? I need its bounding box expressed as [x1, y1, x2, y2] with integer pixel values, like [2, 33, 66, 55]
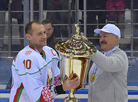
[0, 0, 138, 52]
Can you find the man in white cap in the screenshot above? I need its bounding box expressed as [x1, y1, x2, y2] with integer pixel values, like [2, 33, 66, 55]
[83, 24, 128, 102]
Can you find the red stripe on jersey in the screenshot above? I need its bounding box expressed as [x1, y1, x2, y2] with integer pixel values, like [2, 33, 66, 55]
[13, 83, 24, 102]
[29, 45, 36, 51]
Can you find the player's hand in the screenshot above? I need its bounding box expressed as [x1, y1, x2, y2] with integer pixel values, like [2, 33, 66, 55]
[81, 33, 97, 54]
[81, 33, 88, 41]
[62, 75, 80, 91]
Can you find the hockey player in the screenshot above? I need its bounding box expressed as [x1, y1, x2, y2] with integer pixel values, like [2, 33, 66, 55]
[10, 21, 80, 102]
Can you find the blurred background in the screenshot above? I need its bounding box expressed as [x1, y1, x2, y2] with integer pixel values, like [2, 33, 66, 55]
[0, 0, 138, 102]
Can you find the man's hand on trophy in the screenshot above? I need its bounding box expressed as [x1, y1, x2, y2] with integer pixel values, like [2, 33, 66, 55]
[81, 33, 88, 41]
[81, 34, 97, 54]
[62, 76, 80, 91]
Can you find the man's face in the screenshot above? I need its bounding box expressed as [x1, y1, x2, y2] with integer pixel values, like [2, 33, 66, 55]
[27, 23, 47, 50]
[99, 31, 118, 52]
[43, 23, 54, 38]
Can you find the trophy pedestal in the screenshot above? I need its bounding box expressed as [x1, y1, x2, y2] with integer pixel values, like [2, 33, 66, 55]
[64, 96, 78, 102]
[64, 89, 78, 102]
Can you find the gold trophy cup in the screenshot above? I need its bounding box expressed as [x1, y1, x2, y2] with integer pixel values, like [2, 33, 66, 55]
[55, 24, 97, 102]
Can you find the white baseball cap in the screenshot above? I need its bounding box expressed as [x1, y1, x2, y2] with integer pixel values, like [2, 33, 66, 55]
[94, 24, 121, 39]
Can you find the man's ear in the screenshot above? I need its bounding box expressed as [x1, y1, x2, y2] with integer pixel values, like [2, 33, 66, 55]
[115, 35, 119, 42]
[26, 34, 31, 40]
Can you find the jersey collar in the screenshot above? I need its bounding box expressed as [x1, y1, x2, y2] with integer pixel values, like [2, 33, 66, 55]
[29, 43, 46, 60]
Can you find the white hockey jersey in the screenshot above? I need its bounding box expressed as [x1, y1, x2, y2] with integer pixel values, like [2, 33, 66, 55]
[10, 45, 61, 102]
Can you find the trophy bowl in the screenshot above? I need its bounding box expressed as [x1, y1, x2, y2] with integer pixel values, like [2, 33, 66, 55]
[55, 24, 97, 102]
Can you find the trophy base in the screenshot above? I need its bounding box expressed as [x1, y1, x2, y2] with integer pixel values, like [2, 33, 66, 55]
[64, 95, 78, 102]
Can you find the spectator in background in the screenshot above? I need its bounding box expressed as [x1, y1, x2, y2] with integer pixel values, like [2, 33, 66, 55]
[106, 0, 128, 38]
[46, 0, 68, 37]
[0, 0, 9, 50]
[42, 19, 58, 50]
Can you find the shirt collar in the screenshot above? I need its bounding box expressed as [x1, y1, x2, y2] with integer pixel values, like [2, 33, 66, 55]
[104, 45, 118, 56]
[29, 43, 46, 60]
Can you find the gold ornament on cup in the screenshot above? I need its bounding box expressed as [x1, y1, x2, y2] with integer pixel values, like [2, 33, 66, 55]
[55, 24, 97, 102]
